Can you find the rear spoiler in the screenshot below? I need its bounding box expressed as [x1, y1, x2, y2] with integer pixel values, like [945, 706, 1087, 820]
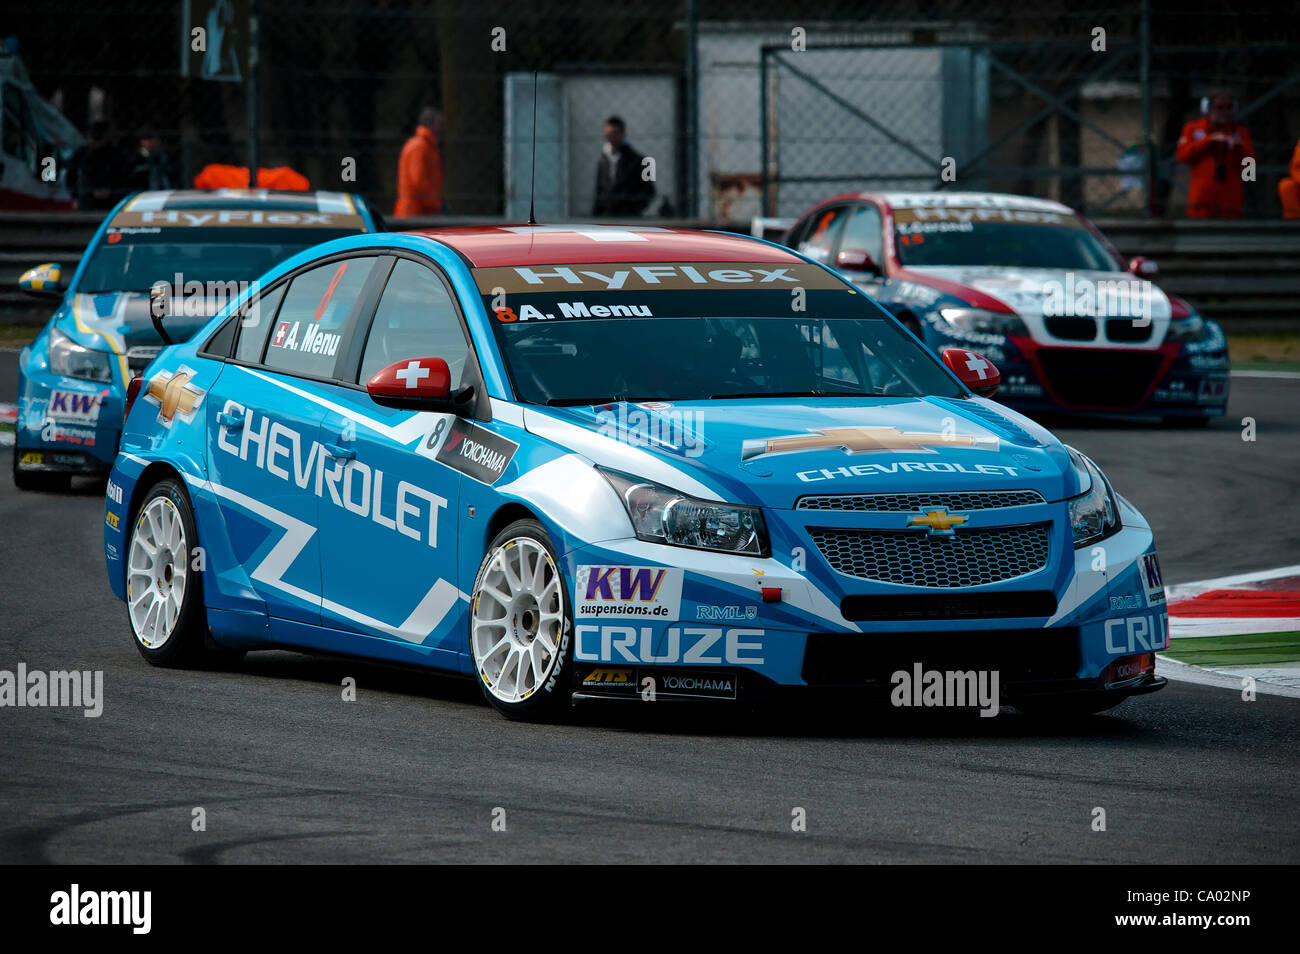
[750, 216, 795, 242]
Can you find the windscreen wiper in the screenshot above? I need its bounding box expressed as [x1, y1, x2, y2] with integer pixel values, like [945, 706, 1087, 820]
[709, 389, 828, 399]
[545, 394, 653, 407]
[709, 388, 886, 399]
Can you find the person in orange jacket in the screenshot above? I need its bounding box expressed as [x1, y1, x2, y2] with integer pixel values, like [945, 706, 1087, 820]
[1279, 136, 1300, 219]
[1175, 92, 1255, 218]
[394, 107, 445, 218]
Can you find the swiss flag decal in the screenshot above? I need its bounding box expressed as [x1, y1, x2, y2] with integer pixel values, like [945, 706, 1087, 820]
[940, 347, 1001, 396]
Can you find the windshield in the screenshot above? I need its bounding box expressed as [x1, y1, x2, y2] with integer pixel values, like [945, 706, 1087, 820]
[77, 231, 361, 293]
[893, 209, 1123, 271]
[493, 313, 962, 405]
[477, 260, 963, 405]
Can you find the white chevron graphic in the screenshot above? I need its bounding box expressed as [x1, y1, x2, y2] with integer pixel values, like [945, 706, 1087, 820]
[243, 368, 434, 445]
[208, 481, 466, 644]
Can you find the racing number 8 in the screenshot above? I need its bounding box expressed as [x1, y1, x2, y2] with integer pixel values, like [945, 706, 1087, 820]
[426, 417, 448, 450]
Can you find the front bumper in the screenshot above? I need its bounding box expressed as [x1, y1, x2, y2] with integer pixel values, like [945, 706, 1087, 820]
[16, 355, 124, 475]
[564, 521, 1169, 709]
[918, 319, 1229, 418]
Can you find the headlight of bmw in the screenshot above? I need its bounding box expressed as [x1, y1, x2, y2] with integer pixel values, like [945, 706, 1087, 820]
[1065, 447, 1120, 548]
[938, 307, 1028, 337]
[600, 468, 769, 556]
[1164, 314, 1207, 343]
[48, 328, 114, 383]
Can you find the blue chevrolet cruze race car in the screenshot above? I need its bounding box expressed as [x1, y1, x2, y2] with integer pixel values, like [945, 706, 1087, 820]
[103, 224, 1169, 720]
[14, 188, 377, 490]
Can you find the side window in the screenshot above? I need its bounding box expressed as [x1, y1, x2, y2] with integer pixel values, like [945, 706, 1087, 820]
[839, 203, 884, 264]
[232, 284, 286, 363]
[263, 258, 373, 378]
[358, 259, 470, 387]
[797, 206, 849, 264]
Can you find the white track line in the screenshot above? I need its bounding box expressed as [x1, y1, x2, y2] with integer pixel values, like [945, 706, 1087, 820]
[1157, 655, 1300, 698]
[1167, 563, 1300, 598]
[1230, 370, 1300, 380]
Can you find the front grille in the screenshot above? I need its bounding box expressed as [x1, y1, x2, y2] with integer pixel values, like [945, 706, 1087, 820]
[810, 524, 1050, 587]
[841, 591, 1057, 621]
[802, 628, 1081, 686]
[1044, 316, 1097, 341]
[797, 490, 1045, 512]
[1036, 348, 1164, 408]
[1106, 318, 1154, 343]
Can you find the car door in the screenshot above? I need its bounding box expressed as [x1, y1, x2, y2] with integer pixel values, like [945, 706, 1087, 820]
[316, 256, 475, 659]
[205, 254, 381, 626]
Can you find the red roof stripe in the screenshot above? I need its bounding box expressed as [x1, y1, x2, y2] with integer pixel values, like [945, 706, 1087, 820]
[401, 225, 804, 267]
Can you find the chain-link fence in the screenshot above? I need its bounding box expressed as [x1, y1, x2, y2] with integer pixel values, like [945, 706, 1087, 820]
[4, 1, 1298, 219]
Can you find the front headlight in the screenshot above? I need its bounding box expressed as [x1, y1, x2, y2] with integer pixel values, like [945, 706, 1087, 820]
[1065, 447, 1120, 548]
[1164, 314, 1207, 343]
[600, 468, 769, 556]
[48, 328, 114, 383]
[938, 307, 1028, 337]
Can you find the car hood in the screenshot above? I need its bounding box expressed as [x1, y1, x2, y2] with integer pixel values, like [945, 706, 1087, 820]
[56, 291, 220, 355]
[523, 396, 1082, 509]
[908, 264, 1171, 321]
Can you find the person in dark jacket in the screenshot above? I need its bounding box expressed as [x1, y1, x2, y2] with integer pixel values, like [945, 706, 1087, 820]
[128, 125, 178, 192]
[71, 121, 129, 210]
[593, 116, 655, 217]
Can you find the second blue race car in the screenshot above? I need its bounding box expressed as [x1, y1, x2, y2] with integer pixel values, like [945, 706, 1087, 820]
[14, 188, 378, 490]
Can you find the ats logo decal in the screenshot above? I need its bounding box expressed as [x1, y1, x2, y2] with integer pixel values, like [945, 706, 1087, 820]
[580, 668, 635, 688]
[144, 366, 206, 427]
[576, 565, 684, 619]
[434, 420, 518, 485]
[741, 425, 999, 461]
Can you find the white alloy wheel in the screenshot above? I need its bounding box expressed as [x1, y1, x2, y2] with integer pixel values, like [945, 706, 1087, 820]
[471, 536, 565, 704]
[128, 496, 189, 649]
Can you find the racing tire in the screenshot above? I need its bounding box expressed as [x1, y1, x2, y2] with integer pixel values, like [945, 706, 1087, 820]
[11, 451, 72, 492]
[126, 478, 235, 668]
[469, 519, 574, 721]
[1014, 694, 1126, 718]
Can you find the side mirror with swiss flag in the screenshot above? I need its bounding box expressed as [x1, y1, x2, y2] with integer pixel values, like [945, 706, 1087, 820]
[940, 347, 1001, 398]
[366, 357, 461, 411]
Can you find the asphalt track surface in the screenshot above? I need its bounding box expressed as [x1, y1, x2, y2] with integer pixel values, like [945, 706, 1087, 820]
[1, 358, 1297, 863]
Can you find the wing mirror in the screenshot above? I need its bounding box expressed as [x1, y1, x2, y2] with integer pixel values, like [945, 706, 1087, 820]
[1129, 256, 1158, 277]
[18, 263, 64, 300]
[941, 347, 1001, 398]
[367, 357, 463, 412]
[834, 248, 880, 275]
